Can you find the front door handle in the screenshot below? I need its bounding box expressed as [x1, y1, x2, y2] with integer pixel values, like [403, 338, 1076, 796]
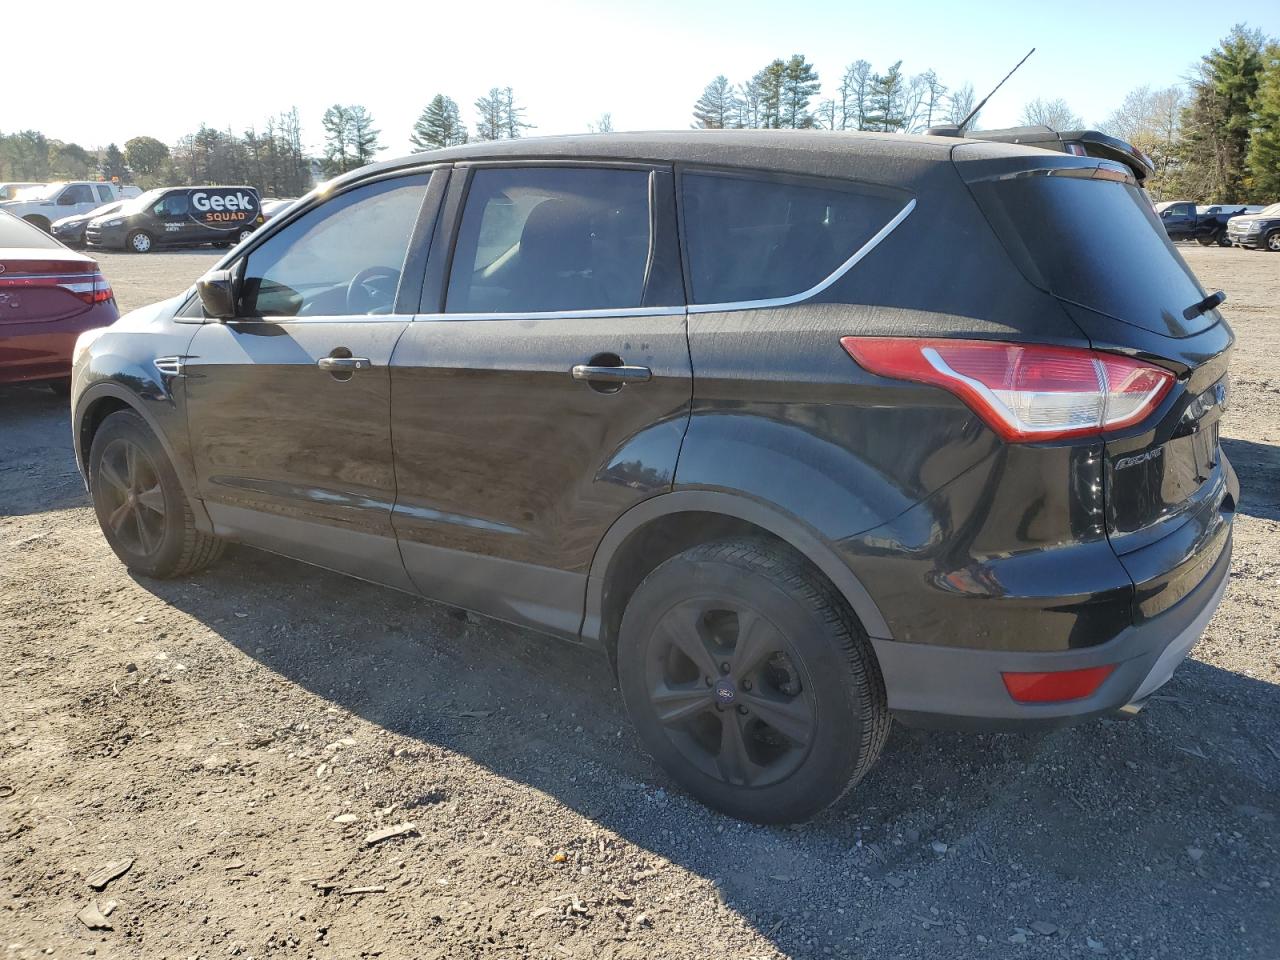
[317, 356, 372, 373]
[571, 364, 651, 384]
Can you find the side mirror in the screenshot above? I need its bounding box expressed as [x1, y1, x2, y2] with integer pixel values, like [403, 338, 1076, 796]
[196, 269, 238, 320]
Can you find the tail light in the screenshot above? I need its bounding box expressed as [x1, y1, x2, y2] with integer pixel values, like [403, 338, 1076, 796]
[841, 338, 1174, 442]
[0, 265, 114, 306]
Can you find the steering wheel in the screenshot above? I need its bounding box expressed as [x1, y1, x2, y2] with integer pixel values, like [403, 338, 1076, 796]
[346, 266, 401, 315]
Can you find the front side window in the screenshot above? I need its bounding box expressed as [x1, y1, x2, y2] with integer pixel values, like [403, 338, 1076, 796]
[446, 166, 652, 314]
[60, 184, 94, 205]
[241, 174, 429, 318]
[680, 172, 909, 306]
[154, 194, 189, 217]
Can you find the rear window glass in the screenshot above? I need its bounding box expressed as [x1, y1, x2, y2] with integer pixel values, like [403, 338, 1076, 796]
[0, 212, 59, 249]
[680, 172, 907, 306]
[973, 177, 1213, 336]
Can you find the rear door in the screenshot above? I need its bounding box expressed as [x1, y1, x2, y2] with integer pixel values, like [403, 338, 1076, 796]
[389, 162, 690, 637]
[184, 169, 441, 589]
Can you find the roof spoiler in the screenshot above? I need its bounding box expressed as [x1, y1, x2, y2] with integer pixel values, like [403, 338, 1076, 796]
[926, 124, 1155, 187]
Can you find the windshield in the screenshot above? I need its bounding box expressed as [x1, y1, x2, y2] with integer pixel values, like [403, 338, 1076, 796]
[116, 189, 166, 215]
[21, 182, 68, 201]
[85, 201, 122, 219]
[1260, 204, 1280, 217]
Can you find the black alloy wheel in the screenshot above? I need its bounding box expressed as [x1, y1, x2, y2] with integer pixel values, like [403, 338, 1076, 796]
[96, 436, 168, 557]
[644, 597, 815, 788]
[618, 539, 890, 823]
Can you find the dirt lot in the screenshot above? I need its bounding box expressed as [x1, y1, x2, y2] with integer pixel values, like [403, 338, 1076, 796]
[1, 246, 1277, 960]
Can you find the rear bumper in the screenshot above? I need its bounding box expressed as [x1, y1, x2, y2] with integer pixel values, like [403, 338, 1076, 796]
[0, 304, 119, 384]
[873, 532, 1232, 730]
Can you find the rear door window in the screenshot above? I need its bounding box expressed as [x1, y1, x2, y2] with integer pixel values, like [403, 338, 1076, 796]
[96, 185, 114, 203]
[446, 166, 653, 314]
[679, 171, 908, 306]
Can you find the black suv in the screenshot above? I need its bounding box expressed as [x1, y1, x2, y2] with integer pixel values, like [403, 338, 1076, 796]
[70, 131, 1237, 823]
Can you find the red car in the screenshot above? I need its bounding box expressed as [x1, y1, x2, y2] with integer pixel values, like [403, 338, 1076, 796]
[0, 210, 118, 394]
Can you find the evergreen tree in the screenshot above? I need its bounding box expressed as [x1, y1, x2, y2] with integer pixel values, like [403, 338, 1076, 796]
[321, 104, 353, 175]
[348, 105, 383, 166]
[693, 75, 738, 129]
[1175, 26, 1265, 201]
[501, 88, 532, 139]
[99, 143, 127, 181]
[1247, 43, 1280, 199]
[866, 62, 906, 132]
[411, 95, 468, 151]
[757, 60, 785, 128]
[779, 54, 820, 128]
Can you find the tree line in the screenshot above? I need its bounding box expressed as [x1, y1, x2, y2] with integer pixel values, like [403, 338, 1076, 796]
[692, 56, 976, 133]
[5, 30, 1278, 204]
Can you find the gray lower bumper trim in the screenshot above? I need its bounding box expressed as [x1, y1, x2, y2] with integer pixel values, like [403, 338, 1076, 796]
[872, 537, 1231, 726]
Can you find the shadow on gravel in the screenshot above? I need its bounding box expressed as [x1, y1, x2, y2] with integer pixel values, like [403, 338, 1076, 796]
[0, 384, 86, 517]
[1221, 437, 1280, 520]
[137, 542, 1280, 957]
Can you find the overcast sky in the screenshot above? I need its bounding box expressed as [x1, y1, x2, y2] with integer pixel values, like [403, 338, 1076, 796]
[8, 0, 1278, 156]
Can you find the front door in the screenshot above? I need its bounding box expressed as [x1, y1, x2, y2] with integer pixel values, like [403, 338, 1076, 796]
[184, 170, 438, 589]
[390, 162, 690, 636]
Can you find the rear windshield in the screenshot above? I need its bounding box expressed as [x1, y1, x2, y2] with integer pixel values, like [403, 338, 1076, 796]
[973, 176, 1214, 337]
[0, 212, 60, 248]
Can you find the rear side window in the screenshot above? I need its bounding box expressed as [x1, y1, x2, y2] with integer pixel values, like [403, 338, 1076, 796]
[680, 172, 907, 306]
[447, 166, 652, 314]
[96, 185, 114, 203]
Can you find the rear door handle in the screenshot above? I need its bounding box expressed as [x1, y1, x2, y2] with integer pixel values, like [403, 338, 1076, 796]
[571, 364, 651, 384]
[317, 356, 372, 372]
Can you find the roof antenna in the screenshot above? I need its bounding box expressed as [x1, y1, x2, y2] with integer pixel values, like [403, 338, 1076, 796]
[957, 47, 1035, 133]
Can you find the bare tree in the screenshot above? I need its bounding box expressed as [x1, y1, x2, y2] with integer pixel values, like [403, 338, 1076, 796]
[588, 113, 614, 134]
[838, 60, 873, 130]
[947, 82, 979, 129]
[1019, 97, 1084, 130]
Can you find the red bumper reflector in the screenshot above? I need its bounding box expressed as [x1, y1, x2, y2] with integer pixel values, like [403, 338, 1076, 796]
[1001, 665, 1116, 703]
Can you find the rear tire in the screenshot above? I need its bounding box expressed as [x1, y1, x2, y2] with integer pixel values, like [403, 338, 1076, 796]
[126, 229, 153, 254]
[1217, 231, 1233, 247]
[617, 538, 890, 823]
[1196, 234, 1215, 246]
[89, 409, 224, 578]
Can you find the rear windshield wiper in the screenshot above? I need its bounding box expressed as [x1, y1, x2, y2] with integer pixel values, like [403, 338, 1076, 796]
[1184, 290, 1226, 321]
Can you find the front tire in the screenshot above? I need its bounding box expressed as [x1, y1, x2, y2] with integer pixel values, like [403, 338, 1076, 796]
[1266, 230, 1280, 252]
[89, 409, 224, 578]
[617, 539, 890, 823]
[126, 229, 153, 254]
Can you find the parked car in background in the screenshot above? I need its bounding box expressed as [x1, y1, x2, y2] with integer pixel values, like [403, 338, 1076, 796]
[1226, 203, 1280, 251]
[1155, 200, 1249, 246]
[52, 201, 124, 247]
[260, 197, 298, 222]
[0, 181, 139, 233]
[0, 211, 117, 394]
[0, 182, 45, 202]
[86, 186, 263, 253]
[71, 130, 1236, 823]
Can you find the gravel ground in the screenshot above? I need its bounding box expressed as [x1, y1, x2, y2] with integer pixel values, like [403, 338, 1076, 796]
[1, 246, 1277, 959]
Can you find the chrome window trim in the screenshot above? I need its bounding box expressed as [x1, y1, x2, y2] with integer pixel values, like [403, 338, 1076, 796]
[686, 197, 917, 315]
[414, 305, 685, 322]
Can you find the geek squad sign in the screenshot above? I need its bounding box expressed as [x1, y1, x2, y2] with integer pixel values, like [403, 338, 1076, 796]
[189, 189, 259, 226]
